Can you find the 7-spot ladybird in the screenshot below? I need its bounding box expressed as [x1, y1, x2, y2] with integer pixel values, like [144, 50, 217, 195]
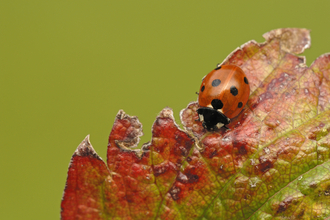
[197, 64, 250, 130]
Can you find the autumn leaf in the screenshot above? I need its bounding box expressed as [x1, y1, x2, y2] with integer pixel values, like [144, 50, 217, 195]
[61, 28, 330, 220]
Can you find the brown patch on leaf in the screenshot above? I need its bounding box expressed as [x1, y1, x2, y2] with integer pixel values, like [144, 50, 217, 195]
[169, 185, 182, 201]
[255, 157, 274, 174]
[153, 161, 177, 177]
[276, 196, 293, 214]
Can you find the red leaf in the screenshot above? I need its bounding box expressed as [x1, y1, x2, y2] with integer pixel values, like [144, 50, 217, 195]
[61, 137, 110, 219]
[61, 28, 330, 220]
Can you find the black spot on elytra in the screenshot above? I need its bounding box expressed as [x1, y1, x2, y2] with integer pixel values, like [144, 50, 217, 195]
[201, 85, 205, 92]
[230, 86, 238, 96]
[215, 64, 222, 70]
[244, 77, 249, 84]
[212, 79, 221, 87]
[238, 102, 243, 108]
[211, 99, 223, 110]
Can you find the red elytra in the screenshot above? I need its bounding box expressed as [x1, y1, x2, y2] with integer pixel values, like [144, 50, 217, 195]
[197, 64, 250, 130]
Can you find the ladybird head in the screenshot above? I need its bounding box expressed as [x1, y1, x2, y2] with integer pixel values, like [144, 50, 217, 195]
[197, 107, 230, 130]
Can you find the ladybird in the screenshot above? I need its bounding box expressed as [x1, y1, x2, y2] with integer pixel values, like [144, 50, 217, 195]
[197, 64, 250, 130]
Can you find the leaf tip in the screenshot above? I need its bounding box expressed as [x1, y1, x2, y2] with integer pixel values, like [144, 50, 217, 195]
[109, 109, 147, 159]
[158, 107, 176, 122]
[262, 28, 311, 54]
[73, 135, 102, 160]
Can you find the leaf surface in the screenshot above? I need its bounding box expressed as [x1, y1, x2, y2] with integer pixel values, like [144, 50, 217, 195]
[61, 28, 330, 220]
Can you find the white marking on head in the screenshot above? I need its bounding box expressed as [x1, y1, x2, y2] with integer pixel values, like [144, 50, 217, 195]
[216, 122, 224, 129]
[199, 114, 204, 122]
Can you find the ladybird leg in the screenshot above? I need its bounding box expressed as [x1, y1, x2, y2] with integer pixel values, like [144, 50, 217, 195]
[195, 92, 199, 95]
[198, 114, 204, 122]
[223, 125, 230, 130]
[202, 121, 208, 130]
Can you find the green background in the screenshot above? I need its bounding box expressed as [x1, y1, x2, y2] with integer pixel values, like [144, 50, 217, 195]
[1, 1, 330, 219]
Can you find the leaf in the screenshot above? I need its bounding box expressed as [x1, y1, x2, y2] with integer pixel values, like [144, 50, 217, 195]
[61, 28, 330, 220]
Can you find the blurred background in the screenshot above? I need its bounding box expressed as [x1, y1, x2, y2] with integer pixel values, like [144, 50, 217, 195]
[1, 1, 330, 219]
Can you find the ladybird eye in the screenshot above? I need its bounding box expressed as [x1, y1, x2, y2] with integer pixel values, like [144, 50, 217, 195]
[244, 77, 249, 84]
[201, 86, 205, 92]
[212, 79, 221, 87]
[238, 102, 243, 108]
[230, 86, 238, 96]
